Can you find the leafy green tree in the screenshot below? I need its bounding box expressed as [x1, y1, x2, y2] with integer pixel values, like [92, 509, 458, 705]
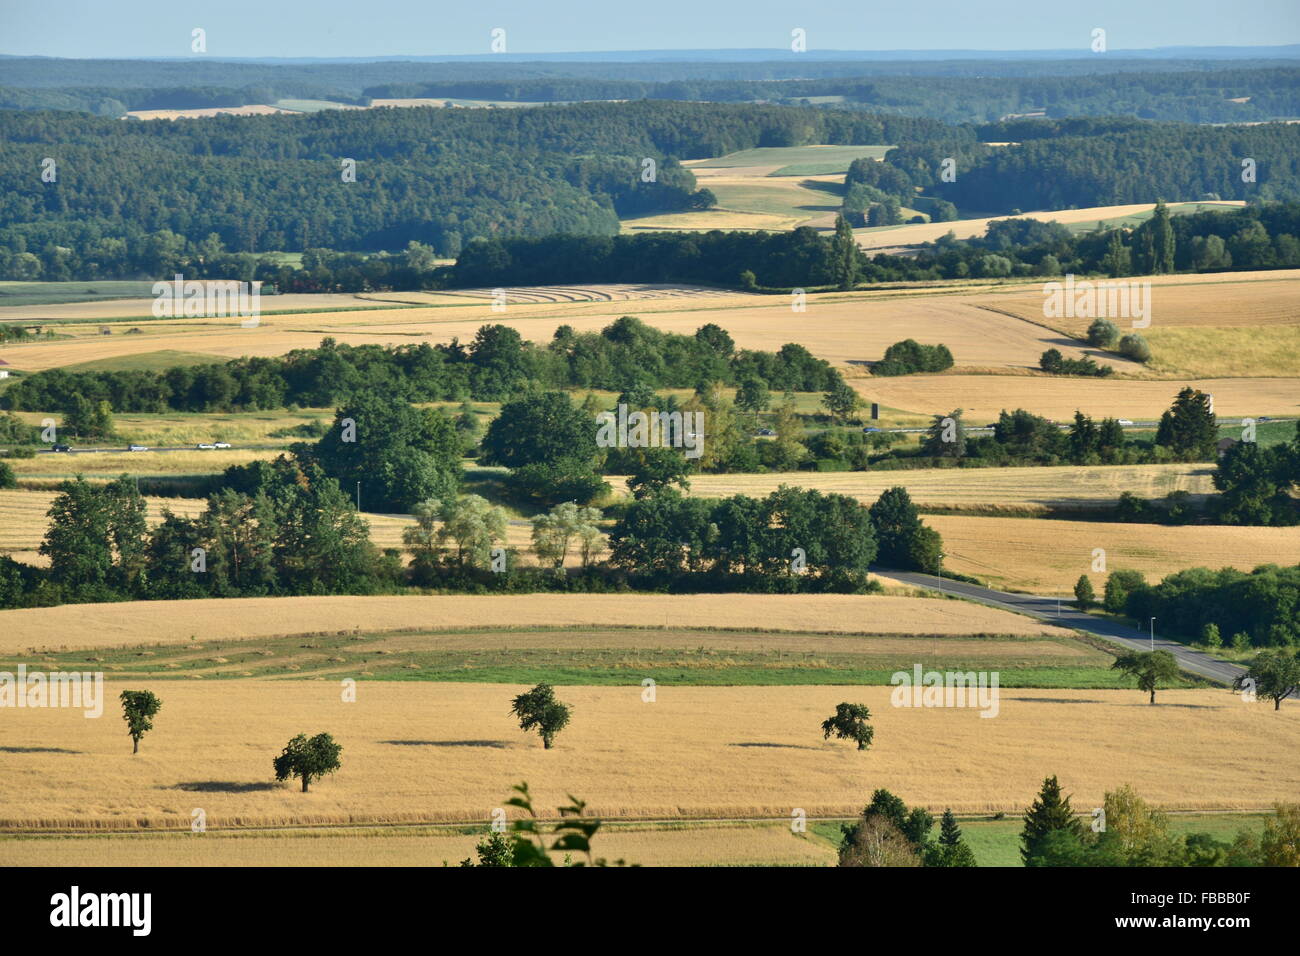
[1074, 574, 1095, 609]
[61, 395, 115, 440]
[510, 683, 572, 749]
[821, 702, 873, 750]
[1103, 568, 1147, 613]
[531, 501, 604, 569]
[40, 475, 147, 598]
[312, 391, 461, 512]
[1112, 650, 1181, 704]
[119, 690, 161, 754]
[482, 391, 597, 469]
[1234, 649, 1300, 710]
[462, 832, 515, 867]
[1202, 622, 1222, 648]
[429, 494, 508, 570]
[624, 447, 691, 499]
[821, 380, 862, 423]
[1097, 784, 1184, 865]
[735, 377, 770, 414]
[869, 486, 942, 572]
[273, 732, 342, 792]
[1021, 775, 1086, 865]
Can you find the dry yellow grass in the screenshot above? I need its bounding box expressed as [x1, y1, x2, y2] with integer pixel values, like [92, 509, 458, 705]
[928, 514, 1300, 594]
[0, 593, 1073, 654]
[0, 823, 835, 867]
[7, 448, 277, 477]
[0, 682, 1293, 833]
[859, 374, 1300, 421]
[682, 463, 1215, 511]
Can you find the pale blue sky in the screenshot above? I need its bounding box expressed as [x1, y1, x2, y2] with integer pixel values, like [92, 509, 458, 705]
[2, 0, 1297, 58]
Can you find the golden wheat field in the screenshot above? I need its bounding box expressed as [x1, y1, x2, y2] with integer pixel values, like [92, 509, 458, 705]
[927, 515, 1300, 594]
[851, 201, 1247, 249]
[0, 823, 836, 867]
[858, 374, 1300, 422]
[0, 682, 1294, 834]
[6, 448, 277, 478]
[0, 489, 206, 560]
[683, 462, 1215, 511]
[0, 593, 1073, 654]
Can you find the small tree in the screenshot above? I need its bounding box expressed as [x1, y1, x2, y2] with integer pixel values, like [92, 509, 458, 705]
[1111, 650, 1181, 704]
[1021, 775, 1086, 865]
[273, 732, 342, 792]
[510, 683, 572, 749]
[821, 381, 861, 423]
[1231, 631, 1252, 651]
[1202, 622, 1222, 649]
[1087, 318, 1119, 348]
[821, 702, 874, 750]
[935, 809, 977, 867]
[119, 690, 161, 754]
[1073, 574, 1095, 610]
[1234, 649, 1300, 711]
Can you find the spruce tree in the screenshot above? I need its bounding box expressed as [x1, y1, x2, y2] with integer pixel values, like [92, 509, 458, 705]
[939, 809, 962, 847]
[1020, 775, 1086, 865]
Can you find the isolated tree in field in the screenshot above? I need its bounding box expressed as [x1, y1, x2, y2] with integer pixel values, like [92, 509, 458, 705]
[273, 732, 342, 792]
[119, 690, 161, 754]
[1111, 650, 1180, 704]
[1073, 574, 1095, 610]
[821, 702, 873, 750]
[510, 683, 572, 749]
[1020, 775, 1086, 865]
[1234, 649, 1300, 710]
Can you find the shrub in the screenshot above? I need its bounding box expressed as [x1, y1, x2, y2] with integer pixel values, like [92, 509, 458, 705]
[1086, 318, 1119, 347]
[1118, 332, 1152, 362]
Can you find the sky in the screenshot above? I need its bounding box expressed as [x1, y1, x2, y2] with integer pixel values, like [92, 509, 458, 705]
[1, 0, 1298, 59]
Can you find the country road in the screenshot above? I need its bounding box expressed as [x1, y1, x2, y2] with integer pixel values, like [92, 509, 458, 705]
[878, 567, 1248, 687]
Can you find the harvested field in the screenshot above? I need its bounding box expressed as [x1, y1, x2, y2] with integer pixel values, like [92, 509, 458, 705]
[0, 823, 837, 867]
[0, 682, 1293, 832]
[682, 463, 1215, 512]
[6, 448, 277, 478]
[852, 202, 1247, 249]
[927, 514, 1300, 594]
[0, 593, 1076, 653]
[858, 374, 1300, 422]
[0, 489, 204, 558]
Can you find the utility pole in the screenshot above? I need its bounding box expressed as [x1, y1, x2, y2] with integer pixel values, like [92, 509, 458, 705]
[356, 481, 361, 512]
[1150, 617, 1156, 652]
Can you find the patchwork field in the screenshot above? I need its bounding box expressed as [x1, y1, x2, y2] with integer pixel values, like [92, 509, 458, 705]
[927, 514, 1300, 594]
[0, 682, 1293, 835]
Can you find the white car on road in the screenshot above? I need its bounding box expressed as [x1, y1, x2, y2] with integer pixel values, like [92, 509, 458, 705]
[196, 443, 216, 450]
[213, 441, 232, 449]
[127, 444, 148, 452]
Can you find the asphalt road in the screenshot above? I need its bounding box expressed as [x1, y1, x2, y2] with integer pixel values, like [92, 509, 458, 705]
[877, 567, 1247, 687]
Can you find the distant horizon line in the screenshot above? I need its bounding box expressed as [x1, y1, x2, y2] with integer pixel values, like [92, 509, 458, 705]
[3, 43, 1298, 63]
